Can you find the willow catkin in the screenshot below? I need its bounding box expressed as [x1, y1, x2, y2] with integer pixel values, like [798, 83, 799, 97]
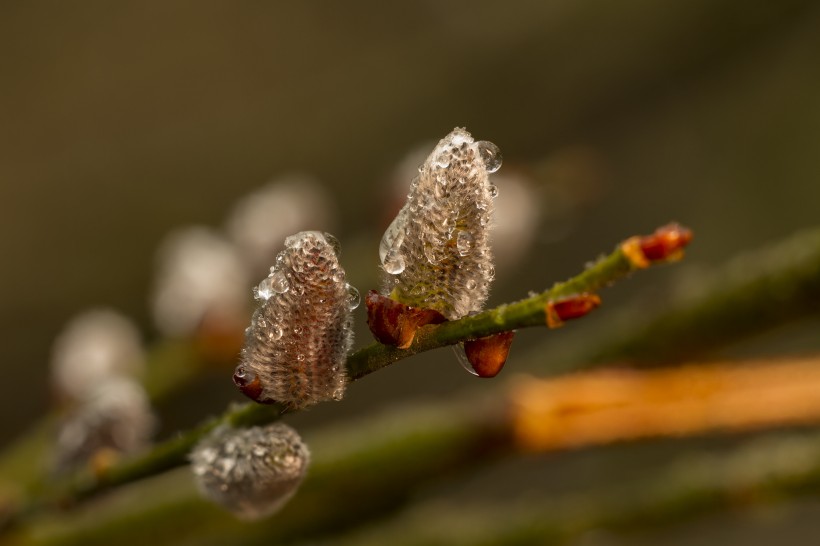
[379, 127, 501, 320]
[190, 422, 310, 520]
[233, 231, 357, 408]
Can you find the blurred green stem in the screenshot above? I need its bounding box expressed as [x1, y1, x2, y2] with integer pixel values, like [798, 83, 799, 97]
[587, 227, 820, 365]
[1, 224, 675, 533]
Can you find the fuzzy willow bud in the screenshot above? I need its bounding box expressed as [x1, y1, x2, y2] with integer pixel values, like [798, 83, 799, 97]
[190, 423, 310, 520]
[50, 309, 145, 401]
[379, 127, 501, 320]
[233, 231, 357, 408]
[53, 377, 155, 474]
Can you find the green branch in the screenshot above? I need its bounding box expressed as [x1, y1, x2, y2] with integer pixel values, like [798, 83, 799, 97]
[587, 226, 820, 365]
[2, 227, 673, 531]
[318, 431, 820, 546]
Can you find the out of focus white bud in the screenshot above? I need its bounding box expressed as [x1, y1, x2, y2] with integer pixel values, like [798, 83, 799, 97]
[51, 308, 145, 401]
[151, 226, 250, 338]
[225, 176, 335, 276]
[53, 377, 155, 474]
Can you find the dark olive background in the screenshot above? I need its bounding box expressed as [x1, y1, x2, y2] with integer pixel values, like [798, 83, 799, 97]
[2, 2, 820, 543]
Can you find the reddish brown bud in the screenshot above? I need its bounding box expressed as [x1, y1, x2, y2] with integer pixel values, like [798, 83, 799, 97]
[463, 331, 516, 378]
[622, 223, 693, 268]
[545, 293, 602, 329]
[233, 366, 264, 402]
[365, 290, 447, 349]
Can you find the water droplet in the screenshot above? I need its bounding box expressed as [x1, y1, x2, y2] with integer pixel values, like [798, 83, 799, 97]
[380, 207, 408, 269]
[433, 156, 450, 169]
[332, 270, 345, 283]
[476, 141, 502, 173]
[456, 230, 474, 256]
[255, 277, 275, 300]
[382, 248, 406, 275]
[466, 279, 477, 290]
[284, 233, 301, 249]
[424, 244, 440, 265]
[269, 270, 290, 294]
[293, 326, 302, 335]
[346, 284, 361, 310]
[296, 353, 305, 362]
[488, 184, 499, 198]
[453, 345, 478, 376]
[268, 326, 283, 341]
[323, 232, 341, 256]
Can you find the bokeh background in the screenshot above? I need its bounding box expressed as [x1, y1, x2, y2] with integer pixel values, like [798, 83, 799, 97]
[2, 1, 820, 544]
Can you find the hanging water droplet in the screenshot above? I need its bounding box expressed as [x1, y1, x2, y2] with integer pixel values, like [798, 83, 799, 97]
[323, 232, 341, 256]
[452, 344, 478, 376]
[269, 270, 290, 294]
[346, 284, 361, 310]
[380, 208, 407, 267]
[476, 141, 502, 173]
[456, 230, 474, 256]
[488, 184, 499, 198]
[382, 248, 406, 275]
[255, 277, 275, 300]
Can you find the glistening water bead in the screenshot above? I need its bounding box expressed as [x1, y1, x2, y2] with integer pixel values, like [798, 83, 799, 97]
[234, 231, 355, 408]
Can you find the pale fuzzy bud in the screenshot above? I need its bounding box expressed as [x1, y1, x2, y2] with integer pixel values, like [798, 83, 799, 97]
[379, 128, 501, 319]
[225, 176, 335, 276]
[51, 309, 145, 401]
[490, 170, 541, 270]
[233, 231, 356, 408]
[151, 227, 250, 337]
[190, 423, 310, 520]
[53, 377, 156, 474]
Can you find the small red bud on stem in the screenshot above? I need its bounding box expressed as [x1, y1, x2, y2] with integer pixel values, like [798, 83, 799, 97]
[621, 223, 693, 268]
[545, 294, 602, 329]
[365, 291, 447, 349]
[463, 331, 516, 378]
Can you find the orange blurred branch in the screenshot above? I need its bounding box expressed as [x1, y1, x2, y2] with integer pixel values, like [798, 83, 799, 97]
[512, 355, 820, 451]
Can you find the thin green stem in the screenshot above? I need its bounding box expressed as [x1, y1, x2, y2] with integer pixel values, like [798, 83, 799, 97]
[3, 232, 654, 528]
